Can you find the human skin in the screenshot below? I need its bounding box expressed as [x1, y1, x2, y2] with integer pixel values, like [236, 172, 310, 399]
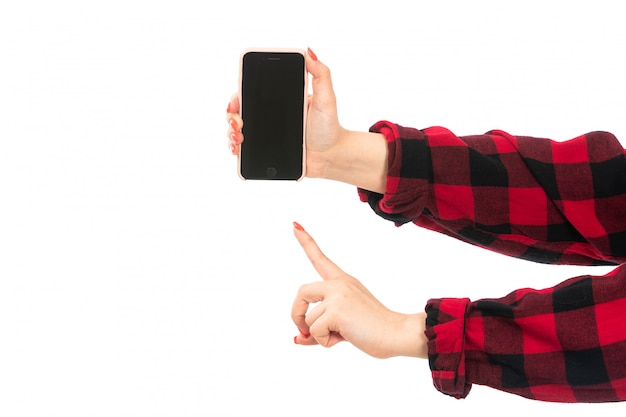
[227, 48, 388, 193]
[226, 48, 428, 359]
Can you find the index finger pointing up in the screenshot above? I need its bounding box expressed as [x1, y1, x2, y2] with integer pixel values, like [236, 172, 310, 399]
[293, 222, 343, 281]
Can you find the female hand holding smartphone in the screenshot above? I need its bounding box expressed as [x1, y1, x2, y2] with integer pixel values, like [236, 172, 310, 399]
[229, 48, 345, 180]
[227, 48, 387, 193]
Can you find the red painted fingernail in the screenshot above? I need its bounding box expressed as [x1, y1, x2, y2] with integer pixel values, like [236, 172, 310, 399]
[231, 132, 243, 144]
[294, 335, 299, 344]
[227, 102, 233, 113]
[307, 47, 318, 62]
[229, 119, 238, 131]
[299, 329, 310, 338]
[293, 222, 305, 232]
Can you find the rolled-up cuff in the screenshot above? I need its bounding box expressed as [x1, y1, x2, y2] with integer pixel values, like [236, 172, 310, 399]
[425, 297, 472, 399]
[358, 121, 432, 226]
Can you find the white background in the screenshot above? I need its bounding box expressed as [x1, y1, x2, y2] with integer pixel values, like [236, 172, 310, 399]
[1, 0, 625, 416]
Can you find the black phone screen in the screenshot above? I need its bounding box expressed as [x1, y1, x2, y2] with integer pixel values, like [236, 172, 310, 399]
[240, 51, 305, 180]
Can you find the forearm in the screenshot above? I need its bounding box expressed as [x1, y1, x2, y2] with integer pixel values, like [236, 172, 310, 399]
[358, 122, 626, 265]
[307, 128, 388, 194]
[427, 264, 626, 402]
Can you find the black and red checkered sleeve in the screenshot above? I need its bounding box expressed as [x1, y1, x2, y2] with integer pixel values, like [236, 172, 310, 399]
[358, 121, 626, 265]
[357, 121, 626, 402]
[426, 265, 626, 402]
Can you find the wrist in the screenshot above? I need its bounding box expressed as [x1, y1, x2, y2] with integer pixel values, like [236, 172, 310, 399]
[306, 129, 388, 193]
[386, 312, 428, 359]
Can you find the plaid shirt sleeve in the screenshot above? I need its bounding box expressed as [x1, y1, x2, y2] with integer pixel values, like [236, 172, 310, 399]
[358, 121, 626, 402]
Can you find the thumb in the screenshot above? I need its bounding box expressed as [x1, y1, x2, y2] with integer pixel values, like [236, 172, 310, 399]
[305, 48, 336, 106]
[292, 222, 343, 280]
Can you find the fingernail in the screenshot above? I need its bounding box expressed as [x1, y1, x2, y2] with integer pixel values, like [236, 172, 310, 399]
[299, 328, 310, 338]
[307, 47, 318, 62]
[231, 131, 243, 144]
[227, 102, 233, 113]
[293, 222, 305, 232]
[229, 119, 239, 131]
[293, 335, 299, 345]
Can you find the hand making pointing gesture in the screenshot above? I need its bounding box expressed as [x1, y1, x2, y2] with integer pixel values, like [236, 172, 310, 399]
[290, 222, 428, 359]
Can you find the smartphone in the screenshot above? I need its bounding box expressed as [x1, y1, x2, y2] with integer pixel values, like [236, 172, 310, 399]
[238, 49, 307, 180]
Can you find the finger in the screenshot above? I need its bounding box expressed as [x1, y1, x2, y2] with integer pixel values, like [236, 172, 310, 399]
[294, 335, 318, 346]
[304, 48, 336, 107]
[226, 93, 240, 116]
[291, 281, 326, 337]
[227, 129, 243, 145]
[300, 291, 346, 348]
[228, 140, 239, 155]
[293, 300, 346, 348]
[303, 298, 326, 329]
[308, 317, 345, 348]
[226, 130, 241, 155]
[226, 92, 244, 151]
[227, 115, 244, 134]
[292, 222, 343, 280]
[226, 114, 243, 141]
[226, 116, 244, 154]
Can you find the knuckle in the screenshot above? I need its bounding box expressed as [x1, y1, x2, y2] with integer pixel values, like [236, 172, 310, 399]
[296, 283, 310, 295]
